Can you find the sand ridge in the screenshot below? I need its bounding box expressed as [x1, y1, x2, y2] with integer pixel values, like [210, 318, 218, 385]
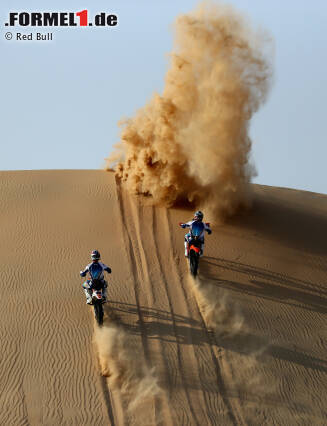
[0, 170, 326, 425]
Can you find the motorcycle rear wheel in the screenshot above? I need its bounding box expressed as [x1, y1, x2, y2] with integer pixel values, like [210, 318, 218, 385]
[189, 250, 199, 277]
[94, 301, 104, 326]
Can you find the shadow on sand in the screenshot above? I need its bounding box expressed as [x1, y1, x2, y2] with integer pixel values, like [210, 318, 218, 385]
[105, 297, 327, 376]
[228, 194, 327, 255]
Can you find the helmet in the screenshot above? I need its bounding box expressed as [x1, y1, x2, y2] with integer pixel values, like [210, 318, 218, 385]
[194, 210, 204, 221]
[91, 250, 100, 261]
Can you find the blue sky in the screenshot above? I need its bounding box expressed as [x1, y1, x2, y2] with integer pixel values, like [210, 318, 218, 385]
[1, 0, 326, 194]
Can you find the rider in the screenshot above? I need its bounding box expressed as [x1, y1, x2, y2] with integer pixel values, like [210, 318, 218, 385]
[80, 250, 112, 305]
[180, 210, 212, 257]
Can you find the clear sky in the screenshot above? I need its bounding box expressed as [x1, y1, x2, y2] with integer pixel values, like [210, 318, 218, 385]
[1, 0, 326, 194]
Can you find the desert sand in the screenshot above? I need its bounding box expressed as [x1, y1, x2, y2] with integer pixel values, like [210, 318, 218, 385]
[0, 169, 326, 425]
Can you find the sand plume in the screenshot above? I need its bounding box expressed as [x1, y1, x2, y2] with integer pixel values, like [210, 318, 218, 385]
[188, 275, 244, 336]
[107, 2, 273, 219]
[188, 274, 270, 357]
[94, 322, 161, 412]
[188, 275, 272, 403]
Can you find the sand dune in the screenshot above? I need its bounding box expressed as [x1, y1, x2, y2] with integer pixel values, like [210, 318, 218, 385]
[1, 170, 326, 425]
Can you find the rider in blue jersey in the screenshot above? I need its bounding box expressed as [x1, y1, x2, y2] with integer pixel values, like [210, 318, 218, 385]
[80, 250, 111, 304]
[180, 211, 212, 257]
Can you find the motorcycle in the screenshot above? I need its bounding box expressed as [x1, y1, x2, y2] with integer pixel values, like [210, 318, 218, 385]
[84, 279, 105, 326]
[180, 221, 208, 278]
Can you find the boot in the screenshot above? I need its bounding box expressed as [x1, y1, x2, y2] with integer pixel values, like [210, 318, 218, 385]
[184, 241, 189, 258]
[200, 243, 204, 257]
[84, 288, 92, 305]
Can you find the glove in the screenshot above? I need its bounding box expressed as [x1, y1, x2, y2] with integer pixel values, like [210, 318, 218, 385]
[207, 229, 212, 235]
[179, 222, 186, 228]
[106, 267, 112, 273]
[80, 270, 85, 277]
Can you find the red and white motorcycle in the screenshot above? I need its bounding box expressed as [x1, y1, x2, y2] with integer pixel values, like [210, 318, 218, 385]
[83, 280, 105, 326]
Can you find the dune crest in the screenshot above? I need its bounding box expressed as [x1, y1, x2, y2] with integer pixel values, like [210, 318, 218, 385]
[107, 2, 273, 219]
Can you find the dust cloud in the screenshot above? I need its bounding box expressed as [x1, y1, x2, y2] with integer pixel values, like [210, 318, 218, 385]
[188, 275, 244, 336]
[107, 2, 273, 219]
[188, 275, 271, 397]
[94, 322, 161, 412]
[188, 274, 270, 357]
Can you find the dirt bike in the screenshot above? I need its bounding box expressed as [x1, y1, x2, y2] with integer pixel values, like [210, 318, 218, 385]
[188, 237, 202, 277]
[91, 283, 104, 326]
[84, 279, 105, 326]
[180, 221, 209, 278]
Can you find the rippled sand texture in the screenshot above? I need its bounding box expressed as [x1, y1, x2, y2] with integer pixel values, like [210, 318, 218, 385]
[0, 170, 326, 425]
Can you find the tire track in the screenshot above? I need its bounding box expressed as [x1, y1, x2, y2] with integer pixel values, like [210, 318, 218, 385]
[185, 275, 247, 426]
[150, 208, 202, 426]
[160, 209, 235, 425]
[99, 373, 116, 426]
[193, 301, 241, 426]
[114, 181, 167, 426]
[116, 181, 241, 424]
[116, 184, 151, 363]
[164, 209, 246, 426]
[119, 190, 175, 425]
[153, 208, 217, 425]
